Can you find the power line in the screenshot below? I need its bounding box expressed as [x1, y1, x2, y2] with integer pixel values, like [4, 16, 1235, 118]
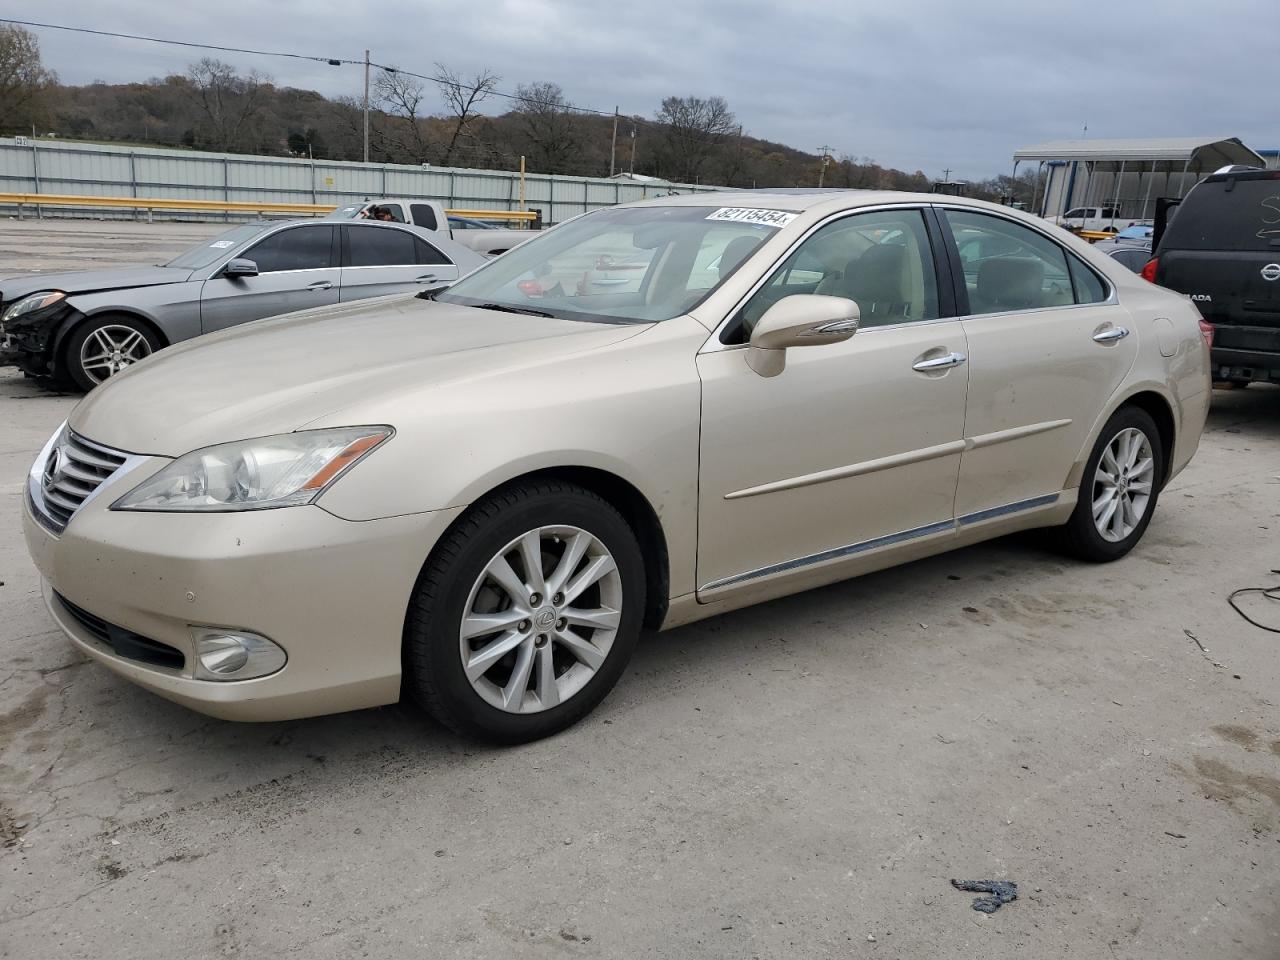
[2, 17, 634, 123]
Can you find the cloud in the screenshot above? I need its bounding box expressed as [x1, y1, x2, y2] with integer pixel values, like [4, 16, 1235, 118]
[8, 0, 1276, 179]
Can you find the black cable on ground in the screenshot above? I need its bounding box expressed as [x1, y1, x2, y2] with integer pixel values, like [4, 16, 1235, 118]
[1228, 570, 1280, 634]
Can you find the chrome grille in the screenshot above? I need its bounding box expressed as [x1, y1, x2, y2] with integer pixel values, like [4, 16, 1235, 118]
[33, 431, 128, 533]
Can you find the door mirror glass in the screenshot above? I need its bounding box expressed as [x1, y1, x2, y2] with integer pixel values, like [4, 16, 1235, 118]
[223, 258, 259, 278]
[747, 294, 859, 377]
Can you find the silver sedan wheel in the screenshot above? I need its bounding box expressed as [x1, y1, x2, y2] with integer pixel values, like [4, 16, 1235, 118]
[80, 324, 152, 383]
[1092, 427, 1155, 542]
[459, 525, 623, 714]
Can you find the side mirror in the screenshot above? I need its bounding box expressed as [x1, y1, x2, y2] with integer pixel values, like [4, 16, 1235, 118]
[223, 258, 259, 278]
[746, 294, 859, 377]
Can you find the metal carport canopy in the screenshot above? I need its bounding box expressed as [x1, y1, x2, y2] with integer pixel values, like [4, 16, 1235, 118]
[1013, 136, 1263, 168]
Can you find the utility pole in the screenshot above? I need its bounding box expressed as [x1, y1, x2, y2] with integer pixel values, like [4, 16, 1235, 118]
[941, 167, 952, 181]
[816, 145, 834, 188]
[629, 126, 637, 176]
[363, 50, 371, 164]
[609, 107, 619, 178]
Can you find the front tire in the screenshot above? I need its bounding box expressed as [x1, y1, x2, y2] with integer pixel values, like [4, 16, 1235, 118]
[404, 480, 646, 743]
[63, 315, 161, 390]
[1057, 406, 1164, 562]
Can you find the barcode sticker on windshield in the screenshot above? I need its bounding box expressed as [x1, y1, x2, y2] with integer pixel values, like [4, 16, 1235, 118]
[706, 207, 798, 228]
[209, 240, 235, 248]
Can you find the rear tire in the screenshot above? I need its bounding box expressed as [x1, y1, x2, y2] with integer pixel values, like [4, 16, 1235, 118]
[63, 315, 161, 391]
[1056, 406, 1164, 562]
[404, 479, 646, 743]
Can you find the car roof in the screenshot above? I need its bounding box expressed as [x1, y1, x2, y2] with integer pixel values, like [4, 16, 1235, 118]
[624, 189, 1050, 224]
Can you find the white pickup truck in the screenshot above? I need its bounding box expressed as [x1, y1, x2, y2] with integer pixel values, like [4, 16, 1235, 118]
[1046, 206, 1125, 233]
[325, 199, 537, 257]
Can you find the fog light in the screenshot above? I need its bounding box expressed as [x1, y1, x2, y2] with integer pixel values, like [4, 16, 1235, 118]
[191, 629, 286, 681]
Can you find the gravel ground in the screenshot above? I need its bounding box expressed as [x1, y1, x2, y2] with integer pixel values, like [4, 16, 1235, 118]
[1, 218, 1278, 959]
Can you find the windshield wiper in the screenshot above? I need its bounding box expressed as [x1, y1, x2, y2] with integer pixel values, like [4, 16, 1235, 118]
[471, 302, 557, 318]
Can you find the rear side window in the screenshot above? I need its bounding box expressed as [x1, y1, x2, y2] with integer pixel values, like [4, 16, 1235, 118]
[346, 225, 416, 267]
[410, 204, 439, 230]
[415, 236, 449, 265]
[945, 210, 1074, 313]
[1162, 178, 1280, 252]
[1068, 256, 1108, 303]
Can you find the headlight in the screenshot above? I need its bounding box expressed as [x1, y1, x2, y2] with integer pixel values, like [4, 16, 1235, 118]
[112, 426, 393, 512]
[3, 291, 66, 322]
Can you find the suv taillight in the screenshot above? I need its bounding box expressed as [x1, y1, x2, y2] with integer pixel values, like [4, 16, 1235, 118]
[1198, 319, 1214, 350]
[1140, 257, 1159, 283]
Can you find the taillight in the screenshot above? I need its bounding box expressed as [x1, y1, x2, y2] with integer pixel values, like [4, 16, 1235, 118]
[1140, 257, 1158, 283]
[1198, 319, 1214, 350]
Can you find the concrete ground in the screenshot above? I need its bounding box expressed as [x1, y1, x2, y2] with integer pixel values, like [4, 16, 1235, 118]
[1, 219, 1279, 959]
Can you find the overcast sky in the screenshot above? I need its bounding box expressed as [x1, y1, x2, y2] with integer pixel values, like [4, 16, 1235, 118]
[6, 0, 1277, 179]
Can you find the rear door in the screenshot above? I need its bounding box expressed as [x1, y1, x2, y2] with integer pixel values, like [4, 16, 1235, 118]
[199, 224, 339, 333]
[339, 223, 459, 302]
[938, 206, 1137, 520]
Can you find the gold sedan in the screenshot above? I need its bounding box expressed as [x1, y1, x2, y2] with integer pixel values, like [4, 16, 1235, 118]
[22, 192, 1211, 741]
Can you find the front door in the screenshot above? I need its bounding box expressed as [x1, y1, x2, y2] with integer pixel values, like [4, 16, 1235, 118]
[938, 207, 1138, 520]
[696, 207, 969, 598]
[340, 223, 459, 302]
[199, 224, 340, 333]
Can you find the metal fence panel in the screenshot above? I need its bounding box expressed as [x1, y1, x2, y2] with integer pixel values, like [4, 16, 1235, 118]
[0, 138, 720, 222]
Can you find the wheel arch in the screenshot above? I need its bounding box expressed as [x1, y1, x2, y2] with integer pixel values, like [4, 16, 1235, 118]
[1118, 390, 1176, 485]
[52, 308, 171, 376]
[413, 465, 671, 631]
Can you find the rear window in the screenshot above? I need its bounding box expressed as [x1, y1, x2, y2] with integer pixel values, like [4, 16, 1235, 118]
[1161, 177, 1280, 252]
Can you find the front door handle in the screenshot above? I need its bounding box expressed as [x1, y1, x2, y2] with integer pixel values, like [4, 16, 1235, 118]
[307, 280, 333, 291]
[414, 275, 439, 284]
[912, 351, 967, 372]
[1092, 326, 1129, 343]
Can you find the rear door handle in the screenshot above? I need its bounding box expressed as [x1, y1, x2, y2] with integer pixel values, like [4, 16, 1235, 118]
[414, 275, 439, 284]
[306, 280, 333, 291]
[1092, 326, 1129, 343]
[912, 351, 967, 372]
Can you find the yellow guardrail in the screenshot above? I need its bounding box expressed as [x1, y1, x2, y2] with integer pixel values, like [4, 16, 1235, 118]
[0, 192, 538, 224]
[1077, 229, 1120, 243]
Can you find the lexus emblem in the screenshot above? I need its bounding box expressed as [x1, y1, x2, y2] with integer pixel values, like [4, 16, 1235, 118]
[42, 446, 62, 494]
[534, 609, 556, 629]
[1262, 263, 1280, 282]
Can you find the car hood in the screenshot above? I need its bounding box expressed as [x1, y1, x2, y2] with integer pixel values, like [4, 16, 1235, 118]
[0, 266, 194, 302]
[70, 296, 651, 456]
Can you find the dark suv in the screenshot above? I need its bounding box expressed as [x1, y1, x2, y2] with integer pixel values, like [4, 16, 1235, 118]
[1145, 168, 1280, 385]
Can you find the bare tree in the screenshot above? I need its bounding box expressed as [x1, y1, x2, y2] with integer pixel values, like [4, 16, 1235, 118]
[512, 81, 579, 174]
[373, 67, 433, 163]
[435, 64, 499, 166]
[183, 58, 272, 152]
[655, 95, 736, 183]
[0, 25, 56, 133]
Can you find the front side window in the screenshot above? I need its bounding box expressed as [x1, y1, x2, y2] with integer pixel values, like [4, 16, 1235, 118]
[436, 205, 791, 325]
[241, 226, 334, 273]
[945, 210, 1074, 313]
[1063, 208, 1085, 219]
[346, 225, 417, 267]
[729, 208, 939, 342]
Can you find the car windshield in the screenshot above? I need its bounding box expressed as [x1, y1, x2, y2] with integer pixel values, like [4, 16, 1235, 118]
[436, 205, 787, 324]
[164, 224, 267, 270]
[1115, 225, 1152, 240]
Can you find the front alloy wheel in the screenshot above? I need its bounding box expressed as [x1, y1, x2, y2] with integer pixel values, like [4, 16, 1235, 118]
[64, 316, 161, 390]
[461, 526, 622, 714]
[404, 480, 645, 743]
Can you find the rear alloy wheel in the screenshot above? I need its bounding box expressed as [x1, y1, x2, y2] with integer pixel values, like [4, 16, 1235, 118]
[64, 316, 161, 390]
[404, 480, 645, 742]
[1057, 406, 1164, 561]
